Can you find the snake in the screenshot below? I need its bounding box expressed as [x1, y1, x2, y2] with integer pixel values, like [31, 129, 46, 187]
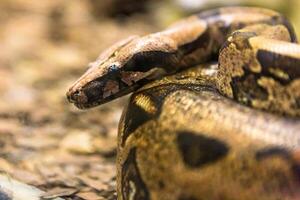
[66, 7, 300, 200]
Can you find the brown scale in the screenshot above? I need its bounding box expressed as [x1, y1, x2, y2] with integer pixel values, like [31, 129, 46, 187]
[66, 7, 297, 109]
[218, 24, 300, 116]
[66, 7, 300, 200]
[118, 64, 300, 200]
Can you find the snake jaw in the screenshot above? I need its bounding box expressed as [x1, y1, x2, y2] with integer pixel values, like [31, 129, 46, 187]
[67, 69, 157, 109]
[66, 63, 149, 109]
[68, 84, 139, 109]
[67, 70, 164, 109]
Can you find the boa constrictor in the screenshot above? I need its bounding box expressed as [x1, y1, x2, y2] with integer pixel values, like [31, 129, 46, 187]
[67, 7, 300, 200]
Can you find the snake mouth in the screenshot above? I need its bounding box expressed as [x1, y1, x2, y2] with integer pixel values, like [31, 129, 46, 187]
[70, 84, 140, 109]
[68, 69, 159, 109]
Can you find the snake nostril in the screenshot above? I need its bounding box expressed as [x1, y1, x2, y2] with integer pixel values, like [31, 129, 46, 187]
[73, 90, 80, 97]
[69, 90, 88, 104]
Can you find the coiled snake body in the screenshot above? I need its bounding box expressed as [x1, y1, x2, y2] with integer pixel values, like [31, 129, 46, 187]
[67, 7, 300, 200]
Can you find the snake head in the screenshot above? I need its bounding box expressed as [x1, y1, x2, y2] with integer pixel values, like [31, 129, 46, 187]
[67, 35, 177, 109]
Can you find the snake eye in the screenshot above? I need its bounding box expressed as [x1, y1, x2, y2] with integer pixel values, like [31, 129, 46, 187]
[108, 63, 120, 73]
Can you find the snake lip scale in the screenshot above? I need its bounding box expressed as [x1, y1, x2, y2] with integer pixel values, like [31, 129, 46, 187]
[67, 6, 300, 200]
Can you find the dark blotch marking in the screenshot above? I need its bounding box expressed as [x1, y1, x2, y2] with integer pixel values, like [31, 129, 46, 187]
[177, 131, 229, 168]
[198, 8, 298, 56]
[123, 51, 179, 73]
[82, 50, 181, 108]
[122, 10, 220, 74]
[257, 49, 300, 83]
[122, 148, 149, 200]
[122, 96, 156, 146]
[230, 72, 269, 106]
[179, 26, 211, 56]
[198, 9, 266, 58]
[117, 10, 297, 101]
[121, 84, 217, 146]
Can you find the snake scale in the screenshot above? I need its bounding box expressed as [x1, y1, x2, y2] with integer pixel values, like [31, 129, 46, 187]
[67, 7, 300, 200]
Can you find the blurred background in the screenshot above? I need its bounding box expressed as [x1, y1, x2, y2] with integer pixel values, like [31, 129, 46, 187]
[0, 0, 300, 199]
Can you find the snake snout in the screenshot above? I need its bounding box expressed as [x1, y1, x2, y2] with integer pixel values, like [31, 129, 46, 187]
[67, 89, 88, 105]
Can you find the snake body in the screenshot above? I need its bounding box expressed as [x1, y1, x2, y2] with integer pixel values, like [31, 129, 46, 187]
[66, 7, 300, 200]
